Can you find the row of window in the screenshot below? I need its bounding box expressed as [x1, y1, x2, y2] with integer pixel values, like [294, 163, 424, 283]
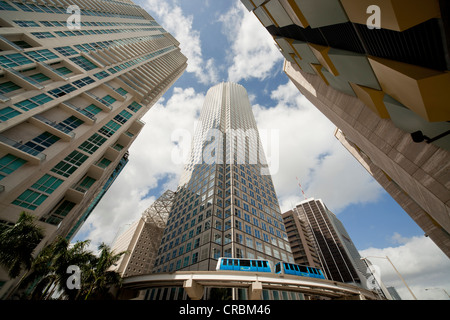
[31, 26, 157, 39]
[9, 99, 142, 211]
[14, 19, 158, 28]
[0, 0, 146, 20]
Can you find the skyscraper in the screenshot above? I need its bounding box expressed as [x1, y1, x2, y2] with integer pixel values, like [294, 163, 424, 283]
[241, 0, 450, 258]
[290, 198, 367, 287]
[153, 82, 294, 273]
[0, 0, 187, 292]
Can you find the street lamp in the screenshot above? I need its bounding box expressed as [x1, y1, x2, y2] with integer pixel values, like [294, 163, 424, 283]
[361, 255, 417, 300]
[425, 288, 450, 299]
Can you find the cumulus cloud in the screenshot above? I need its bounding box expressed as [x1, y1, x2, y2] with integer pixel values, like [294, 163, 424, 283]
[142, 0, 219, 85]
[360, 234, 450, 300]
[252, 80, 383, 214]
[219, 0, 283, 82]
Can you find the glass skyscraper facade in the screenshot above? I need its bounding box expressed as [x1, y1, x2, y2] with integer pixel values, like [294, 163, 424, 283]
[153, 82, 294, 273]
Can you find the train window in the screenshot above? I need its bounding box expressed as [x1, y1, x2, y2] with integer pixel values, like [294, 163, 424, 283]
[223, 259, 228, 265]
[240, 260, 250, 267]
[275, 263, 281, 273]
[257, 261, 262, 267]
[251, 261, 256, 267]
[263, 261, 268, 267]
[233, 259, 239, 266]
[294, 265, 300, 271]
[299, 266, 308, 273]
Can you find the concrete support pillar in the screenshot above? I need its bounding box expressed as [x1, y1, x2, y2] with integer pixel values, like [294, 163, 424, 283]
[248, 281, 263, 300]
[183, 278, 204, 300]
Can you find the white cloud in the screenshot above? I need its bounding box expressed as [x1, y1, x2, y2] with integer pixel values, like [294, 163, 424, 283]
[73, 87, 204, 250]
[360, 234, 450, 300]
[252, 80, 383, 214]
[219, 0, 283, 82]
[142, 0, 219, 85]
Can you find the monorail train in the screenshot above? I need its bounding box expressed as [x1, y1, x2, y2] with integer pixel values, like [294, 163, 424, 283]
[216, 257, 325, 280]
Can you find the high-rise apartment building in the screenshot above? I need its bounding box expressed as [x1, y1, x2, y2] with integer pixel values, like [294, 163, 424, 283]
[289, 198, 367, 287]
[0, 0, 187, 291]
[153, 82, 294, 274]
[282, 207, 322, 269]
[241, 0, 450, 258]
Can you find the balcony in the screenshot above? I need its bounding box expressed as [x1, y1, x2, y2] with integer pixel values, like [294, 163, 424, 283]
[38, 62, 69, 81]
[0, 134, 46, 164]
[5, 68, 44, 91]
[29, 115, 75, 141]
[60, 101, 96, 124]
[83, 91, 113, 112]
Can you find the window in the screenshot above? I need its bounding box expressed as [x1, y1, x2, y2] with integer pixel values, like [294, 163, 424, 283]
[84, 104, 102, 115]
[54, 46, 78, 57]
[31, 174, 63, 194]
[31, 32, 55, 39]
[12, 174, 63, 210]
[96, 157, 112, 168]
[55, 66, 73, 75]
[98, 120, 121, 137]
[51, 150, 88, 177]
[72, 76, 94, 88]
[93, 71, 109, 79]
[59, 116, 83, 131]
[0, 107, 21, 121]
[29, 73, 50, 83]
[127, 101, 142, 113]
[0, 53, 33, 68]
[0, 154, 26, 180]
[75, 176, 96, 193]
[69, 56, 97, 71]
[0, 81, 21, 95]
[24, 131, 60, 153]
[14, 93, 53, 111]
[25, 49, 58, 62]
[113, 110, 132, 124]
[12, 40, 32, 49]
[43, 200, 76, 225]
[48, 84, 77, 98]
[0, 1, 18, 11]
[99, 95, 116, 106]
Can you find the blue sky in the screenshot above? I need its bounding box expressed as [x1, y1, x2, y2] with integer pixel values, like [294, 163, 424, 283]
[74, 0, 450, 299]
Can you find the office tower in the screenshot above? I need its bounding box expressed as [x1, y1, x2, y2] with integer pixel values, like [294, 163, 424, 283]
[241, 0, 450, 258]
[387, 287, 402, 300]
[111, 190, 175, 277]
[0, 0, 187, 289]
[291, 198, 367, 286]
[282, 208, 322, 269]
[153, 82, 294, 274]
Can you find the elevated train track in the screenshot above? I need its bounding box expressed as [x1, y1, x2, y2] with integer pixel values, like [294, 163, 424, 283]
[122, 271, 381, 300]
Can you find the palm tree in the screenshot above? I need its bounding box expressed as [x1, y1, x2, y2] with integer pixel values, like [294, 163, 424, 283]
[82, 243, 125, 300]
[21, 237, 95, 300]
[0, 212, 44, 279]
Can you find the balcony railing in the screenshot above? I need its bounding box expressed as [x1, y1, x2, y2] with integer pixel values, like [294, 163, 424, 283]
[61, 101, 97, 121]
[32, 115, 75, 139]
[0, 134, 46, 161]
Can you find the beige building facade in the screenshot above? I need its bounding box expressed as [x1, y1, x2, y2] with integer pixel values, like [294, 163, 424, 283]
[241, 0, 450, 258]
[0, 0, 187, 293]
[111, 190, 175, 277]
